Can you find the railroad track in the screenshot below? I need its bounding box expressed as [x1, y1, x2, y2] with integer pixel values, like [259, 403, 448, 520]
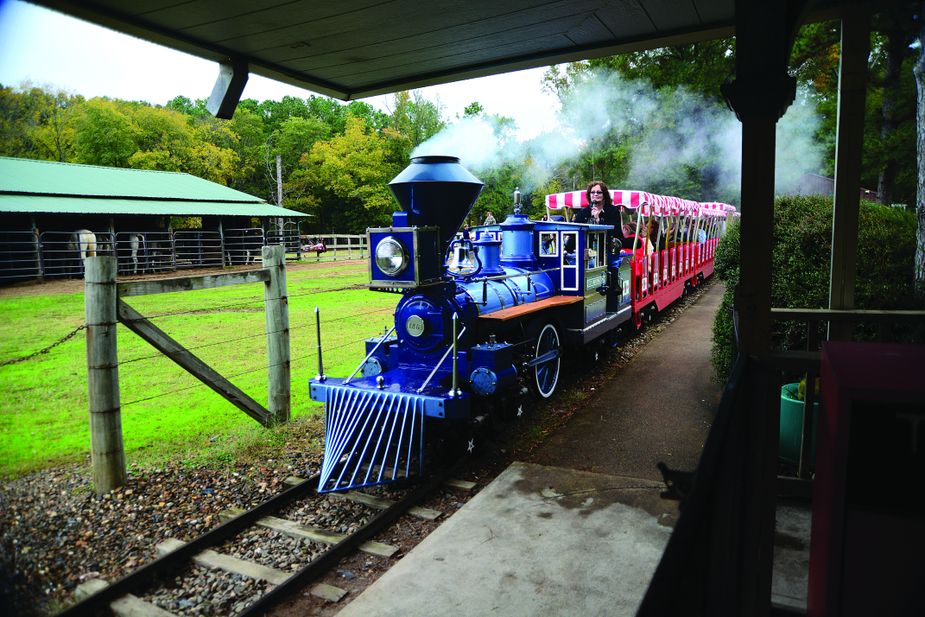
[61, 469, 476, 617]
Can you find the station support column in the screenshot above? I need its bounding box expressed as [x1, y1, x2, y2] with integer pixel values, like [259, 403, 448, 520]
[719, 1, 801, 615]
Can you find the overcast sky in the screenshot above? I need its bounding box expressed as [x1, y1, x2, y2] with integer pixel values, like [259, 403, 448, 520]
[0, 0, 560, 138]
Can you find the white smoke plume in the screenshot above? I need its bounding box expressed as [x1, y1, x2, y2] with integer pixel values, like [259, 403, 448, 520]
[413, 70, 824, 202]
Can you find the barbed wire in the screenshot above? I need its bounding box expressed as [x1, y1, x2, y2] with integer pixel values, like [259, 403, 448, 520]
[2, 271, 388, 409]
[116, 329, 271, 365]
[120, 331, 375, 409]
[0, 325, 86, 366]
[130, 283, 368, 321]
[116, 306, 394, 366]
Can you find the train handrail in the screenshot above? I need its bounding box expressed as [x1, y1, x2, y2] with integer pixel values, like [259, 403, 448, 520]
[344, 326, 397, 385]
[417, 324, 468, 394]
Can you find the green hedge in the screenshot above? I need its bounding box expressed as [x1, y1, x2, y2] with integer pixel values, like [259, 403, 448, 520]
[711, 195, 921, 381]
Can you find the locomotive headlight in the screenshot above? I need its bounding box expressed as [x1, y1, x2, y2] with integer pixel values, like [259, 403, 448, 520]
[375, 236, 409, 276]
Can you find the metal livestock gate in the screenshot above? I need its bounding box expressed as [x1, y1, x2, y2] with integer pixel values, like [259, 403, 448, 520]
[0, 223, 306, 283]
[39, 231, 116, 278]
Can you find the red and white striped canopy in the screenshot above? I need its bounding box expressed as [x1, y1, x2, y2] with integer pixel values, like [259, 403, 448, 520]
[544, 189, 655, 211]
[544, 190, 735, 218]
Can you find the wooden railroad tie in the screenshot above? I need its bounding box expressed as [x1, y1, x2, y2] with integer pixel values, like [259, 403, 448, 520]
[156, 538, 346, 603]
[284, 474, 476, 496]
[75, 578, 178, 617]
[218, 508, 399, 558]
[283, 476, 444, 521]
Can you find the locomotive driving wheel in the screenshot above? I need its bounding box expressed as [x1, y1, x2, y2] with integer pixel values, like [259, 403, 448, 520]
[529, 323, 561, 399]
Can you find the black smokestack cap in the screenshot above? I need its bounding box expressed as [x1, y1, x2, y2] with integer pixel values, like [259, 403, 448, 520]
[388, 156, 484, 252]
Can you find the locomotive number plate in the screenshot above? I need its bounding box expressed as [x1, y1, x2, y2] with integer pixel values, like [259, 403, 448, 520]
[406, 315, 426, 337]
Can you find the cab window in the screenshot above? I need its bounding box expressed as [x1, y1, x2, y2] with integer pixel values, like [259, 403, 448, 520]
[586, 232, 605, 269]
[539, 231, 558, 257]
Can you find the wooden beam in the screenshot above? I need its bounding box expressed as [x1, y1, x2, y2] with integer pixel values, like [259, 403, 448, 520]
[117, 269, 269, 297]
[207, 59, 248, 119]
[828, 7, 871, 340]
[117, 299, 271, 426]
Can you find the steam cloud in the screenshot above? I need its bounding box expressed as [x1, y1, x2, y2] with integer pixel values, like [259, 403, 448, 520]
[413, 71, 824, 204]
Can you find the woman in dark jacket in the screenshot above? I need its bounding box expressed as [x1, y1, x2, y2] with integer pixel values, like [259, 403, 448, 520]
[574, 181, 627, 248]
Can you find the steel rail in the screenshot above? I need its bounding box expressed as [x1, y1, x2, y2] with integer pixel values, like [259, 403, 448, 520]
[58, 462, 459, 617]
[56, 474, 320, 617]
[238, 465, 454, 617]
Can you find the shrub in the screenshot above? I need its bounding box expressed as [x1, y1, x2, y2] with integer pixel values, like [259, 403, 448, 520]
[710, 195, 921, 382]
[711, 218, 739, 382]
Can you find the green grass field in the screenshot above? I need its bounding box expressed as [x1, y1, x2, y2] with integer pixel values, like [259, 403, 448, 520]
[0, 261, 396, 478]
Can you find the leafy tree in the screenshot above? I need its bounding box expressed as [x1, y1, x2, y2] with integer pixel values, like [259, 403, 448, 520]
[256, 96, 313, 133]
[221, 107, 268, 195]
[129, 103, 195, 168]
[390, 91, 445, 151]
[29, 89, 78, 162]
[263, 115, 332, 206]
[585, 38, 736, 102]
[346, 100, 390, 131]
[165, 95, 210, 119]
[0, 85, 82, 161]
[72, 98, 138, 167]
[286, 115, 405, 232]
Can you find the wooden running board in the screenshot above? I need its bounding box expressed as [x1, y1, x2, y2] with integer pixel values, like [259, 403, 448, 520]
[479, 294, 583, 322]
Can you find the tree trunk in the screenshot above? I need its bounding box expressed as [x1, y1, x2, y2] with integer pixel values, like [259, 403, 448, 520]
[878, 23, 907, 205]
[915, 6, 925, 298]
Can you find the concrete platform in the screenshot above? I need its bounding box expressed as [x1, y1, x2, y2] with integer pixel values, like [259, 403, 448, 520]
[337, 462, 674, 617]
[335, 282, 810, 615]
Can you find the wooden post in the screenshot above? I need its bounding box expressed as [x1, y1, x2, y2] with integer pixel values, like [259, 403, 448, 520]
[263, 245, 290, 424]
[828, 8, 870, 341]
[84, 256, 126, 494]
[32, 217, 43, 281]
[218, 220, 227, 268]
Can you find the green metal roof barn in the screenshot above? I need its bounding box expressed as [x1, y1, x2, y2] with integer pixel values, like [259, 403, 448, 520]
[0, 157, 310, 283]
[0, 157, 306, 218]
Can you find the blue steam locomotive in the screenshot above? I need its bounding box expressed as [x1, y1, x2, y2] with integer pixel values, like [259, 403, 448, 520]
[309, 155, 689, 493]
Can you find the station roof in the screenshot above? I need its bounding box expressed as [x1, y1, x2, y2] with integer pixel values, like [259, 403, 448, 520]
[28, 1, 856, 103]
[0, 157, 307, 217]
[30, 0, 741, 100]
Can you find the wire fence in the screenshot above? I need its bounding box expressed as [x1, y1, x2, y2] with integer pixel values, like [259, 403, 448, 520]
[0, 223, 309, 283]
[0, 275, 394, 413]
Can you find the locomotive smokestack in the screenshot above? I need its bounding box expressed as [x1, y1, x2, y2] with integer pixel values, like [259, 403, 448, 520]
[388, 155, 484, 252]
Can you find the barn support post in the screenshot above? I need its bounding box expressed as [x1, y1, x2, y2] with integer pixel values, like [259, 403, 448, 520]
[263, 245, 290, 424]
[218, 220, 227, 268]
[84, 255, 126, 494]
[31, 217, 43, 281]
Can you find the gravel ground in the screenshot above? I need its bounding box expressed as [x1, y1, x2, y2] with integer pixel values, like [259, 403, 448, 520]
[0, 278, 716, 617]
[0, 449, 322, 617]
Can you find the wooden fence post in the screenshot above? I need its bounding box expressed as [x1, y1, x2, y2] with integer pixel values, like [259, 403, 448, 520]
[263, 245, 290, 424]
[84, 256, 126, 494]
